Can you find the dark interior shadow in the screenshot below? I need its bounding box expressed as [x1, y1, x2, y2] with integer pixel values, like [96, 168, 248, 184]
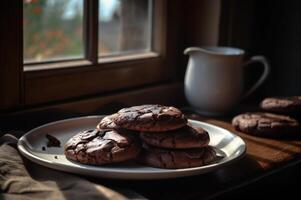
[271, 132, 301, 142]
[83, 155, 263, 200]
[1, 108, 81, 134]
[247, 154, 278, 166]
[93, 102, 127, 115]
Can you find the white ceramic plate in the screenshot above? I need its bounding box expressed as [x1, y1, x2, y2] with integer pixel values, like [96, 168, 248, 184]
[18, 116, 246, 180]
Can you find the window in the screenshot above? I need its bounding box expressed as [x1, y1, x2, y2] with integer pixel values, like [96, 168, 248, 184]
[0, 0, 179, 109]
[24, 0, 84, 63]
[99, 0, 152, 57]
[24, 0, 153, 66]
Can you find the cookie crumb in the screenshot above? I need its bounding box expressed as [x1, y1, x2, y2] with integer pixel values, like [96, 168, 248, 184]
[42, 146, 46, 151]
[46, 134, 61, 147]
[54, 156, 58, 159]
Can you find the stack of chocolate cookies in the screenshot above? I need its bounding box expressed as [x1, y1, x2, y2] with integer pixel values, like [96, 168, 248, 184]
[64, 104, 217, 169]
[232, 96, 301, 137]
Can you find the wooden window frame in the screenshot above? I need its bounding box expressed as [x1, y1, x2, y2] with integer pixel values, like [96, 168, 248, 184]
[0, 0, 181, 110]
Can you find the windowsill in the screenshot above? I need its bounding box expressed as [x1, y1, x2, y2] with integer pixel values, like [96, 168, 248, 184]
[98, 52, 159, 64]
[23, 52, 160, 72]
[24, 60, 92, 72]
[1, 82, 184, 116]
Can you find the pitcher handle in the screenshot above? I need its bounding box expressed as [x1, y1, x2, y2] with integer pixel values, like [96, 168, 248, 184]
[242, 56, 270, 99]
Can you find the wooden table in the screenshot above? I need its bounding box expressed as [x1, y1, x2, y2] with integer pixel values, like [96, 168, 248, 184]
[85, 114, 301, 200]
[2, 109, 301, 199]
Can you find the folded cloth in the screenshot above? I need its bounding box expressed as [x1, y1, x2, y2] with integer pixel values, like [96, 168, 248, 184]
[0, 134, 145, 200]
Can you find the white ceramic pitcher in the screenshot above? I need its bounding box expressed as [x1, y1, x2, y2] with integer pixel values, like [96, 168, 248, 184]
[184, 46, 270, 116]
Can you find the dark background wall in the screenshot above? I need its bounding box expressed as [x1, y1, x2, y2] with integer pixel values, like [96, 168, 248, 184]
[219, 0, 301, 97]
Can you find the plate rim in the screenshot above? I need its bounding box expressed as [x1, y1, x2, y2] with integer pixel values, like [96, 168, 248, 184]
[17, 115, 247, 179]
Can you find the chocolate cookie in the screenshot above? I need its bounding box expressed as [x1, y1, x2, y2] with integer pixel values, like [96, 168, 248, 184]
[64, 129, 141, 165]
[97, 114, 119, 129]
[260, 96, 301, 113]
[141, 144, 217, 169]
[232, 112, 299, 136]
[140, 125, 210, 149]
[113, 105, 187, 132]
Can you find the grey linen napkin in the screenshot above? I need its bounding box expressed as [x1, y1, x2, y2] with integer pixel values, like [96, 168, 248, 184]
[0, 134, 145, 200]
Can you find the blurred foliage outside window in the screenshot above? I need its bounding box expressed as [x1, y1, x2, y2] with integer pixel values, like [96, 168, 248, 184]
[23, 0, 152, 63]
[23, 0, 84, 63]
[99, 0, 152, 57]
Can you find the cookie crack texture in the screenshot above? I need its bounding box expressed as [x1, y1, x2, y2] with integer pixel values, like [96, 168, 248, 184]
[261, 96, 301, 111]
[114, 104, 187, 132]
[142, 146, 218, 169]
[156, 152, 166, 168]
[64, 129, 99, 151]
[232, 112, 300, 136]
[170, 151, 176, 168]
[65, 129, 140, 165]
[171, 134, 176, 148]
[140, 125, 210, 149]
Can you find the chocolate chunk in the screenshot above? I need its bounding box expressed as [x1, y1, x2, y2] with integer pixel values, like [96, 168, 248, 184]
[46, 134, 61, 147]
[97, 114, 119, 130]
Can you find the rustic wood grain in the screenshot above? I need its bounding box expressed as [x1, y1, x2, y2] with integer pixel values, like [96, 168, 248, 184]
[187, 114, 301, 170]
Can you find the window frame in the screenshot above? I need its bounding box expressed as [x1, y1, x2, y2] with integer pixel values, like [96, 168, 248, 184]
[0, 0, 181, 109]
[0, 0, 23, 109]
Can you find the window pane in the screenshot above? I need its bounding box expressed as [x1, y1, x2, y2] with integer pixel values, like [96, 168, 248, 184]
[99, 0, 152, 57]
[23, 0, 84, 63]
